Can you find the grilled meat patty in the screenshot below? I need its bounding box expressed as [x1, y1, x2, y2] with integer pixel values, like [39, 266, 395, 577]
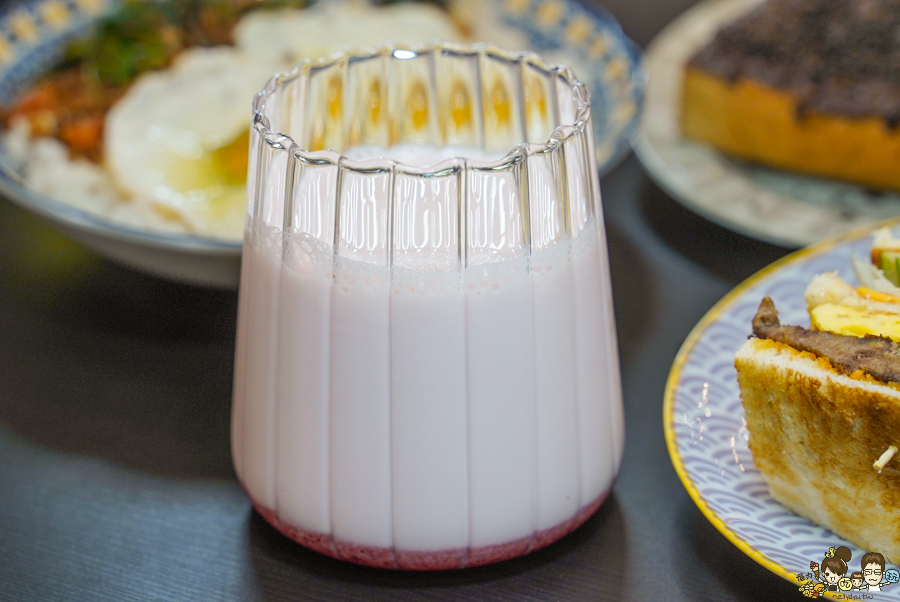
[752, 296, 900, 383]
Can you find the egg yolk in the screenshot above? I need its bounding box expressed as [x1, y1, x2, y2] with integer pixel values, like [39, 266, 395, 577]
[210, 130, 250, 186]
[166, 130, 248, 190]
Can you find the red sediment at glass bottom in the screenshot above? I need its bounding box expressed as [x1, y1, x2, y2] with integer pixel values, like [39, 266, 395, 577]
[252, 489, 609, 570]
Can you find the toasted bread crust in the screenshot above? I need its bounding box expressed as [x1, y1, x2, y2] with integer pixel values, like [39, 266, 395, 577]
[736, 337, 900, 562]
[681, 66, 900, 191]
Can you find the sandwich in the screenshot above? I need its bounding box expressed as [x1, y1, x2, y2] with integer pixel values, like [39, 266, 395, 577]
[735, 229, 900, 563]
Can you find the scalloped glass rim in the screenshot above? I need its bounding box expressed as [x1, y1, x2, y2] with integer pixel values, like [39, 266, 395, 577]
[252, 41, 593, 172]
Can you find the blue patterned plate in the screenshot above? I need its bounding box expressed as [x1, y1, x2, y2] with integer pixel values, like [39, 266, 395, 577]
[665, 218, 900, 599]
[0, 0, 643, 287]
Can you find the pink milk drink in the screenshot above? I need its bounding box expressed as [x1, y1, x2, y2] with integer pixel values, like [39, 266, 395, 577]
[231, 42, 624, 570]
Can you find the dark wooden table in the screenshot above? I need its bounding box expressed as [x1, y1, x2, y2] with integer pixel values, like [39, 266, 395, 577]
[0, 1, 810, 599]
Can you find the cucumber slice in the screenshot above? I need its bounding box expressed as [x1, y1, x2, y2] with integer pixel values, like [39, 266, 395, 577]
[881, 251, 900, 287]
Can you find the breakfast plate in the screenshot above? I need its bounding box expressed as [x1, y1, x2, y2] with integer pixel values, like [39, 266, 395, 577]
[664, 218, 900, 597]
[0, 0, 643, 288]
[633, 0, 900, 249]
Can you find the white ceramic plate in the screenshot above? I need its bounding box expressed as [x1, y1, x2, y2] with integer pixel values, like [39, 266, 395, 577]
[633, 0, 900, 249]
[0, 0, 643, 288]
[664, 218, 900, 598]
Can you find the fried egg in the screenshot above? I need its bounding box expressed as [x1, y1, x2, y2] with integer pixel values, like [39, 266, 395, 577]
[106, 2, 467, 241]
[104, 47, 280, 239]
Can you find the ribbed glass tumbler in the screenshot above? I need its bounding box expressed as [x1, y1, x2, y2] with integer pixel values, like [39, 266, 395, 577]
[232, 42, 624, 570]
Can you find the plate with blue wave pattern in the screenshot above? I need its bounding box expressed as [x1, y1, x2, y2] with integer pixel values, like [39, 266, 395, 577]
[664, 218, 900, 598]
